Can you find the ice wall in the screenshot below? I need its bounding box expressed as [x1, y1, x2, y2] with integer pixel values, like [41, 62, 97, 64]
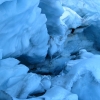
[0, 0, 49, 63]
[39, 0, 65, 36]
[62, 0, 100, 51]
[0, 57, 78, 100]
[39, 0, 68, 58]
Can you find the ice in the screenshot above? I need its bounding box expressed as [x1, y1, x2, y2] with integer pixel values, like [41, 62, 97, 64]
[0, 0, 100, 100]
[66, 94, 78, 100]
[39, 0, 65, 35]
[0, 57, 79, 100]
[60, 6, 82, 29]
[63, 50, 100, 100]
[6, 73, 41, 99]
[48, 37, 58, 58]
[1, 52, 100, 100]
[39, 0, 68, 57]
[40, 86, 69, 100]
[13, 97, 42, 100]
[79, 49, 94, 59]
[0, 90, 13, 100]
[0, 58, 20, 68]
[51, 50, 100, 100]
[0, 58, 43, 99]
[62, 0, 100, 51]
[72, 71, 100, 100]
[62, 0, 100, 17]
[41, 76, 51, 90]
[0, 0, 49, 63]
[0, 49, 2, 59]
[39, 86, 78, 100]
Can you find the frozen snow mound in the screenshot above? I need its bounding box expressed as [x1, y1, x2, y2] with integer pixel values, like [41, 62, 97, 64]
[0, 0, 49, 63]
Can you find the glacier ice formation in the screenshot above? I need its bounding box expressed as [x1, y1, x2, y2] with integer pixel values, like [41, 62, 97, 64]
[0, 0, 100, 100]
[0, 0, 49, 63]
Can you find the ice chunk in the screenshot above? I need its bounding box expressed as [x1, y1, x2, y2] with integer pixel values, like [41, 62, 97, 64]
[65, 52, 100, 91]
[6, 73, 41, 99]
[60, 6, 82, 29]
[0, 49, 2, 59]
[41, 76, 51, 90]
[41, 86, 68, 100]
[0, 90, 12, 100]
[0, 0, 49, 63]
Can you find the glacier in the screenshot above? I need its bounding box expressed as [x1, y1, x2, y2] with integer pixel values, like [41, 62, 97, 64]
[0, 0, 49, 63]
[0, 0, 100, 100]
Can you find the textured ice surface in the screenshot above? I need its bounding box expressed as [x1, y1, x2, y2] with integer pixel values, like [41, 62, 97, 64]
[62, 0, 100, 51]
[60, 6, 82, 29]
[62, 0, 100, 16]
[0, 58, 78, 100]
[0, 0, 100, 100]
[0, 0, 49, 63]
[51, 50, 100, 100]
[39, 0, 69, 58]
[0, 58, 42, 99]
[39, 0, 65, 36]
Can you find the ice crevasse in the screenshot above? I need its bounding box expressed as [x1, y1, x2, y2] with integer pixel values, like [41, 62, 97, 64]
[0, 0, 100, 100]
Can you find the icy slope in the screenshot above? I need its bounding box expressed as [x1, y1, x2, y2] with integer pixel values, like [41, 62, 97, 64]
[39, 0, 65, 36]
[1, 50, 100, 100]
[39, 0, 69, 58]
[0, 57, 78, 100]
[1, 0, 100, 100]
[0, 0, 49, 63]
[62, 0, 100, 51]
[51, 50, 100, 100]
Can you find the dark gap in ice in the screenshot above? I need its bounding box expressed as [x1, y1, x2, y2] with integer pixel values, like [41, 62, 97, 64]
[29, 91, 46, 97]
[16, 51, 82, 76]
[16, 55, 57, 75]
[71, 28, 75, 34]
[16, 55, 31, 66]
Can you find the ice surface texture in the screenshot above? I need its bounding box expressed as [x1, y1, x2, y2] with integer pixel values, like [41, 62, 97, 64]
[39, 0, 65, 36]
[39, 0, 68, 58]
[0, 58, 78, 100]
[62, 0, 100, 50]
[0, 0, 49, 63]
